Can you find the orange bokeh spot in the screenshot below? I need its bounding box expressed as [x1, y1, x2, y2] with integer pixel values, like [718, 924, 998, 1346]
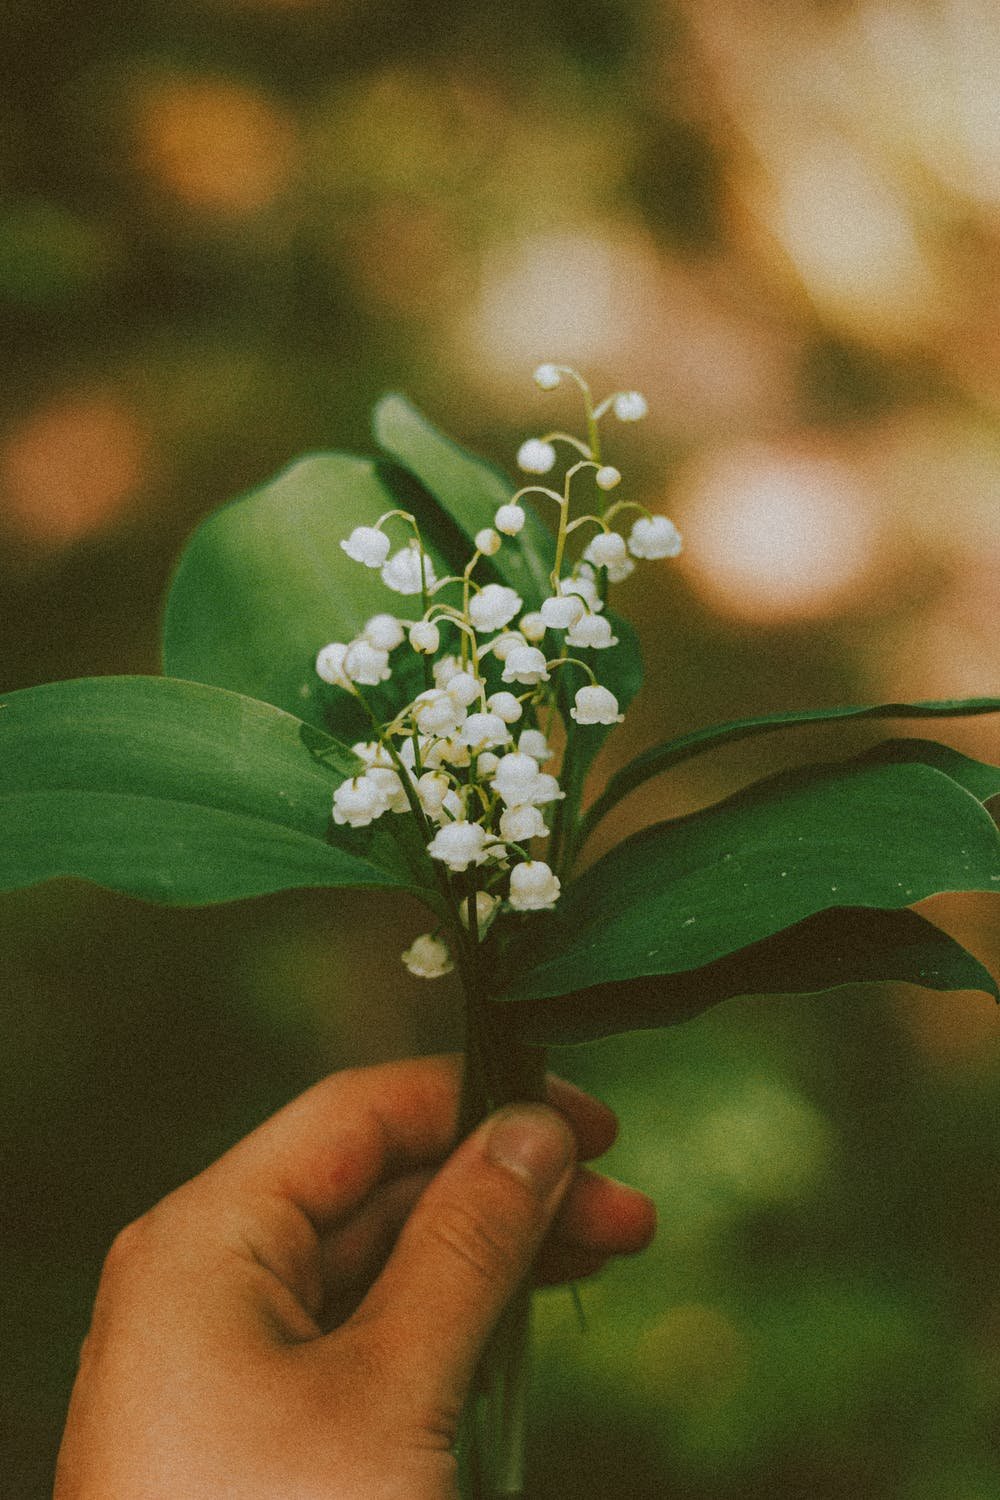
[0, 392, 148, 545]
[677, 442, 882, 624]
[134, 77, 296, 218]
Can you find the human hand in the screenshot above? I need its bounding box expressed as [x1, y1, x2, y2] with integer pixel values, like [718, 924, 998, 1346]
[54, 1054, 655, 1499]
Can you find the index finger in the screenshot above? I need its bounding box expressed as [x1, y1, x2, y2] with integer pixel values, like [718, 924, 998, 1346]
[189, 1054, 618, 1234]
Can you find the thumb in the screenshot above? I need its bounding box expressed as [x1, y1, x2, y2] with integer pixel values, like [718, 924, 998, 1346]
[352, 1102, 576, 1414]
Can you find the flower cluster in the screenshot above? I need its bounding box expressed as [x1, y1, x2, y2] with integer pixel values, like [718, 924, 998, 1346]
[316, 364, 682, 977]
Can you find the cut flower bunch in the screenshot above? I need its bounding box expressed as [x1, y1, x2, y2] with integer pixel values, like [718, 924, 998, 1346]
[4, 365, 1000, 1498]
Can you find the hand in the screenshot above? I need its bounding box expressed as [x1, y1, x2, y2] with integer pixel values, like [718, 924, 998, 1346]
[54, 1054, 655, 1499]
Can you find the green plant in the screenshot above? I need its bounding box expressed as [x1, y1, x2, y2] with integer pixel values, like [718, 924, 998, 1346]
[4, 366, 1000, 1496]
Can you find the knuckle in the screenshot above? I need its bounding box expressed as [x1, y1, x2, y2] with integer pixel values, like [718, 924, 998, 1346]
[425, 1199, 523, 1284]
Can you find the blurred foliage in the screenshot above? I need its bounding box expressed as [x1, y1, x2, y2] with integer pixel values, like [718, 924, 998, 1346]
[2, 0, 1000, 1494]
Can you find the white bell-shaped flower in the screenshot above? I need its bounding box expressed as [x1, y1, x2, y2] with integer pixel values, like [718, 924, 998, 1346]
[332, 774, 390, 827]
[409, 620, 440, 654]
[344, 639, 391, 686]
[495, 503, 526, 536]
[627, 515, 682, 560]
[401, 933, 453, 979]
[381, 543, 437, 595]
[508, 860, 561, 910]
[432, 653, 462, 686]
[571, 684, 624, 725]
[487, 631, 527, 661]
[501, 645, 550, 685]
[612, 390, 648, 422]
[540, 593, 586, 630]
[517, 728, 554, 762]
[412, 688, 466, 737]
[350, 740, 395, 769]
[426, 820, 499, 872]
[341, 526, 390, 568]
[315, 642, 351, 688]
[477, 751, 500, 777]
[475, 527, 501, 556]
[445, 670, 483, 708]
[533, 363, 561, 390]
[499, 804, 548, 842]
[583, 531, 628, 571]
[415, 771, 452, 817]
[565, 613, 619, 649]
[422, 736, 471, 770]
[363, 613, 405, 651]
[517, 438, 556, 474]
[518, 611, 547, 643]
[486, 691, 523, 723]
[605, 554, 636, 584]
[525, 773, 565, 806]
[459, 712, 512, 752]
[491, 751, 542, 804]
[559, 572, 603, 613]
[366, 766, 410, 813]
[468, 583, 523, 633]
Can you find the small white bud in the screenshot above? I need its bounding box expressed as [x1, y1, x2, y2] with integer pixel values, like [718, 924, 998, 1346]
[627, 515, 683, 560]
[426, 820, 499, 872]
[468, 583, 523, 633]
[409, 619, 441, 654]
[540, 593, 586, 630]
[570, 684, 624, 725]
[583, 531, 628, 570]
[595, 465, 621, 490]
[401, 933, 453, 979]
[495, 503, 526, 536]
[487, 691, 523, 724]
[363, 613, 405, 651]
[517, 438, 557, 474]
[460, 712, 512, 752]
[315, 641, 351, 688]
[612, 391, 648, 422]
[508, 860, 561, 911]
[475, 527, 501, 556]
[415, 771, 452, 816]
[460, 891, 500, 932]
[499, 803, 548, 842]
[566, 613, 619, 649]
[343, 639, 391, 686]
[477, 751, 500, 776]
[533, 363, 561, 390]
[518, 729, 554, 762]
[381, 543, 437, 596]
[501, 645, 550, 685]
[432, 653, 462, 686]
[341, 525, 390, 568]
[445, 670, 483, 708]
[518, 611, 547, 643]
[332, 774, 390, 827]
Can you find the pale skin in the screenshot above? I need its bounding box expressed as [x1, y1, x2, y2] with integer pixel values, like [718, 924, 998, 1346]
[54, 1054, 656, 1499]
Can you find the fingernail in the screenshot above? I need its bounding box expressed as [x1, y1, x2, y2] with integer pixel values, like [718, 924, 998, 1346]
[486, 1105, 575, 1193]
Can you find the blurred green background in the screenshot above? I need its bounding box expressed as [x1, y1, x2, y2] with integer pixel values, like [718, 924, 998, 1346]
[3, 0, 1000, 1494]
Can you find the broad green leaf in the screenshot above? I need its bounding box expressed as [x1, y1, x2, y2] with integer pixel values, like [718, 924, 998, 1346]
[373, 394, 554, 607]
[162, 453, 453, 733]
[579, 697, 1000, 846]
[0, 676, 420, 905]
[497, 747, 1000, 1007]
[498, 907, 998, 1045]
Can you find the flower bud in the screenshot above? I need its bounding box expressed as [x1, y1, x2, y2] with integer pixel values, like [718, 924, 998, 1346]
[570, 684, 624, 725]
[341, 525, 390, 568]
[432, 653, 462, 686]
[533, 363, 561, 390]
[475, 527, 501, 556]
[508, 860, 561, 910]
[487, 631, 527, 661]
[446, 670, 483, 708]
[595, 465, 622, 490]
[460, 890, 500, 932]
[627, 515, 682, 560]
[487, 691, 523, 724]
[409, 619, 441, 654]
[415, 771, 452, 816]
[517, 729, 554, 762]
[517, 438, 557, 474]
[612, 391, 648, 422]
[315, 641, 351, 688]
[401, 933, 453, 979]
[363, 613, 405, 651]
[468, 583, 523, 633]
[518, 612, 547, 643]
[495, 503, 526, 536]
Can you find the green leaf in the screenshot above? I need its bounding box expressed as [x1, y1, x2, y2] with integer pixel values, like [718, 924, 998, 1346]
[497, 907, 998, 1045]
[0, 676, 418, 905]
[162, 452, 452, 732]
[372, 393, 555, 607]
[579, 697, 1000, 846]
[498, 745, 1000, 1008]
